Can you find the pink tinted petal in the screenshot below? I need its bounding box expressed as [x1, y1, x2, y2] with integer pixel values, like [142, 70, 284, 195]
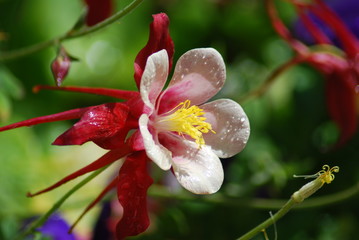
[139, 114, 172, 170]
[140, 50, 169, 112]
[201, 99, 250, 158]
[116, 152, 153, 239]
[53, 103, 129, 146]
[134, 13, 174, 89]
[160, 133, 224, 194]
[158, 48, 226, 113]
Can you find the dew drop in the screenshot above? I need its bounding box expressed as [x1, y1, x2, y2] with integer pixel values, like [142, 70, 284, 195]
[240, 117, 246, 122]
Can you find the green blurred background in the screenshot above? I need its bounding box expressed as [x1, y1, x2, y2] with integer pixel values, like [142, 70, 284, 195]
[1, 0, 359, 239]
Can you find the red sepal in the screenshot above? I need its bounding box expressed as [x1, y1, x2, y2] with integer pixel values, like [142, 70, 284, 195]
[116, 152, 153, 239]
[84, 0, 113, 26]
[134, 13, 175, 89]
[53, 103, 129, 146]
[325, 71, 357, 146]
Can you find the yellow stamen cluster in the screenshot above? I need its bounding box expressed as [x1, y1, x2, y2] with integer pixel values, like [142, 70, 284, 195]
[316, 165, 340, 184]
[155, 100, 215, 147]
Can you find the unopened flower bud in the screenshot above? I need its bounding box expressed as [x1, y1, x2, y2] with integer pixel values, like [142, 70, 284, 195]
[51, 47, 71, 86]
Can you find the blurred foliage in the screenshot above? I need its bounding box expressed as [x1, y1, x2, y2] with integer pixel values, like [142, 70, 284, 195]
[1, 0, 359, 239]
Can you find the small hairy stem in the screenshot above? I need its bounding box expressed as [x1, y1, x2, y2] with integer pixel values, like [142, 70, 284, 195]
[15, 164, 112, 240]
[237, 198, 297, 240]
[0, 0, 145, 61]
[237, 165, 339, 240]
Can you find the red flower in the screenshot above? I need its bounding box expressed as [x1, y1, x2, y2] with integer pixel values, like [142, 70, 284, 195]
[0, 13, 250, 239]
[266, 0, 359, 146]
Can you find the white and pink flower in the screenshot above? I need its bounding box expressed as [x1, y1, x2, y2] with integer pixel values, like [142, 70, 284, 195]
[139, 48, 250, 194]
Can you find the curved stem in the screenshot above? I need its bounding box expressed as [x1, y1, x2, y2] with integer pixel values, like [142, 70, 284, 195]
[148, 182, 359, 210]
[15, 164, 111, 240]
[237, 198, 297, 240]
[64, 0, 145, 40]
[0, 0, 145, 61]
[238, 55, 305, 103]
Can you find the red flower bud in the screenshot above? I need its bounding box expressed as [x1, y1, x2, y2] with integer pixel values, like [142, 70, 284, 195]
[51, 47, 71, 86]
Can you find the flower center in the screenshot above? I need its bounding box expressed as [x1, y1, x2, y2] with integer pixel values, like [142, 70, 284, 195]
[155, 100, 215, 147]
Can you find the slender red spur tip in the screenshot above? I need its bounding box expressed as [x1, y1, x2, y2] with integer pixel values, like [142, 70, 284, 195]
[0, 107, 90, 132]
[27, 147, 131, 197]
[33, 85, 139, 100]
[265, 0, 308, 55]
[296, 6, 332, 45]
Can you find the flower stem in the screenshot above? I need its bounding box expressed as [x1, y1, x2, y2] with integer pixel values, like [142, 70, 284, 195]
[0, 0, 145, 61]
[15, 164, 111, 240]
[149, 182, 359, 210]
[237, 198, 297, 240]
[238, 55, 305, 103]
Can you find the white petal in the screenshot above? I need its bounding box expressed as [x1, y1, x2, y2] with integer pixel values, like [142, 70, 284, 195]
[160, 133, 224, 194]
[201, 99, 250, 158]
[140, 50, 169, 111]
[139, 114, 172, 170]
[158, 48, 226, 114]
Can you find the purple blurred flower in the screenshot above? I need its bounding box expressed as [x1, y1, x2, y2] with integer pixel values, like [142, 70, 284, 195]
[36, 213, 76, 240]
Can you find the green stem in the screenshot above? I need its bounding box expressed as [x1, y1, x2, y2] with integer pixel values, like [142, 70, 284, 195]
[237, 198, 298, 240]
[15, 164, 111, 240]
[0, 0, 145, 61]
[238, 55, 304, 103]
[148, 182, 359, 210]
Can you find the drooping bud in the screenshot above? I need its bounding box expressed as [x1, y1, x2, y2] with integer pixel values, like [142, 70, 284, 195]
[51, 47, 71, 86]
